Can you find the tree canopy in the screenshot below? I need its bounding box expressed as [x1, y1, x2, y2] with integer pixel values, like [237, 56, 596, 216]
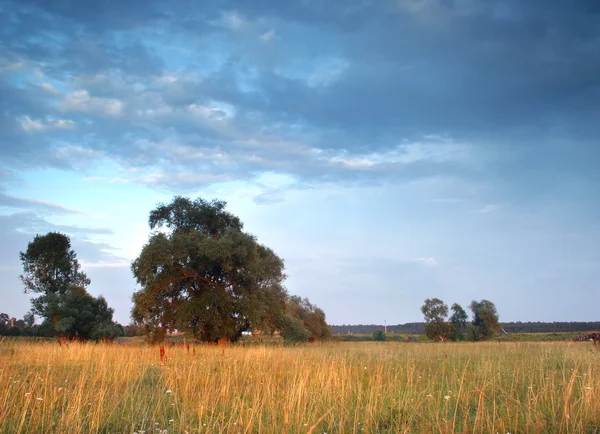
[421, 298, 451, 340]
[470, 299, 501, 339]
[280, 296, 331, 342]
[20, 232, 90, 295]
[39, 286, 120, 340]
[450, 303, 468, 341]
[132, 196, 293, 343]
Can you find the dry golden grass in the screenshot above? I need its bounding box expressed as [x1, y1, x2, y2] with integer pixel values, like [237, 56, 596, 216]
[0, 340, 599, 433]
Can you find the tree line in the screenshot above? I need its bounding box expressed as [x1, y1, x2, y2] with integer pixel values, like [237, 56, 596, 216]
[331, 322, 600, 335]
[4, 196, 331, 344]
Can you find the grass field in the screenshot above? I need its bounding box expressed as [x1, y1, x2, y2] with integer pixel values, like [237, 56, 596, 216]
[1, 339, 599, 433]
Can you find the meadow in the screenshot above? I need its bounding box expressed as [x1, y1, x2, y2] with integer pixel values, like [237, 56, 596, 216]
[1, 339, 599, 433]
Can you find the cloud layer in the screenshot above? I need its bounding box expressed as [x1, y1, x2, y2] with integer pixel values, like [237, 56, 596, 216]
[0, 0, 598, 324]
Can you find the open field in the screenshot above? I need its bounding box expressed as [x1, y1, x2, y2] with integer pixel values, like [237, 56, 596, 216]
[1, 340, 599, 433]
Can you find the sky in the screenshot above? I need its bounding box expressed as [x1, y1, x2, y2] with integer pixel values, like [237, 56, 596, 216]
[0, 0, 599, 326]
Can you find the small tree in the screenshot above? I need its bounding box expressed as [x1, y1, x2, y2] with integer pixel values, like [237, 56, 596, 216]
[469, 299, 500, 340]
[20, 232, 90, 296]
[279, 296, 331, 343]
[278, 316, 310, 343]
[40, 286, 120, 341]
[372, 330, 386, 341]
[421, 298, 451, 340]
[449, 303, 468, 341]
[465, 323, 483, 342]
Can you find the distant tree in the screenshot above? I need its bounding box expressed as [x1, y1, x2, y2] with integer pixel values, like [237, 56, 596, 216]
[372, 330, 386, 341]
[0, 313, 10, 335]
[20, 232, 91, 328]
[469, 299, 501, 340]
[280, 296, 331, 343]
[20, 232, 90, 296]
[23, 312, 35, 328]
[123, 323, 145, 337]
[465, 323, 482, 342]
[131, 196, 289, 343]
[421, 298, 451, 340]
[449, 303, 468, 341]
[38, 286, 120, 340]
[19, 233, 118, 340]
[278, 316, 311, 343]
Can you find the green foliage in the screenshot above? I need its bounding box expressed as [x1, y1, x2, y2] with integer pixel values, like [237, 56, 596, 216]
[421, 298, 448, 323]
[132, 196, 289, 343]
[372, 330, 386, 341]
[421, 298, 452, 340]
[466, 323, 483, 342]
[19, 232, 90, 295]
[38, 286, 120, 340]
[18, 233, 117, 340]
[450, 303, 468, 341]
[279, 296, 331, 343]
[149, 196, 243, 235]
[470, 299, 501, 339]
[278, 316, 310, 343]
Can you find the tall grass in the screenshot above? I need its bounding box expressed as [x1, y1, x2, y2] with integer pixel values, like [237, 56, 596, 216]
[0, 340, 598, 433]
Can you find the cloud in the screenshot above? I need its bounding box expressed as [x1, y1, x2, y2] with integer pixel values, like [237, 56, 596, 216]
[61, 90, 125, 117]
[226, 12, 246, 30]
[252, 189, 286, 205]
[260, 29, 278, 42]
[415, 257, 438, 267]
[0, 193, 84, 214]
[472, 204, 501, 214]
[20, 116, 75, 132]
[0, 0, 597, 200]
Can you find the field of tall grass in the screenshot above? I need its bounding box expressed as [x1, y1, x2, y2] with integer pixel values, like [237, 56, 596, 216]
[1, 339, 598, 433]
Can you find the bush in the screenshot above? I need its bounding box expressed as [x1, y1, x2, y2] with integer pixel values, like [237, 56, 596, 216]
[372, 330, 386, 341]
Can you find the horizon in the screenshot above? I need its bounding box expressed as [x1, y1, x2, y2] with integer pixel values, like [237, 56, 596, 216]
[1, 0, 599, 325]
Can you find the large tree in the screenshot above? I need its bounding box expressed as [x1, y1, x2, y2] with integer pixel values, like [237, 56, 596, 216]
[131, 196, 289, 343]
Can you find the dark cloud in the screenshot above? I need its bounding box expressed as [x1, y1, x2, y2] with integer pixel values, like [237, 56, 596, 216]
[0, 0, 598, 196]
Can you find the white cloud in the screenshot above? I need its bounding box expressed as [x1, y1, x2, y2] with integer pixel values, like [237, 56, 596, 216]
[61, 90, 125, 117]
[260, 29, 278, 42]
[472, 204, 501, 214]
[308, 58, 350, 88]
[20, 116, 75, 132]
[39, 82, 60, 95]
[416, 257, 438, 266]
[323, 138, 475, 170]
[226, 12, 245, 30]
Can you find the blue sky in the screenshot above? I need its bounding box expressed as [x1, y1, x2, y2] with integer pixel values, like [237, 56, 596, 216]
[1, 0, 598, 325]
